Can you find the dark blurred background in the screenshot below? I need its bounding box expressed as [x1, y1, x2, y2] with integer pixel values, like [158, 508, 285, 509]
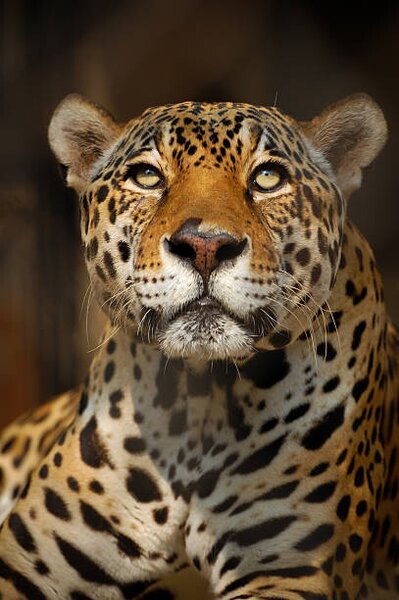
[0, 0, 398, 428]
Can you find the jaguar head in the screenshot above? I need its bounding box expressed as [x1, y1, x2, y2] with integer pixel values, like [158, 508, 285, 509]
[49, 94, 386, 360]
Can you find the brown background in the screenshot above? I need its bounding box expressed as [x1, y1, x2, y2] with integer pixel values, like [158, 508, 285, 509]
[0, 0, 398, 428]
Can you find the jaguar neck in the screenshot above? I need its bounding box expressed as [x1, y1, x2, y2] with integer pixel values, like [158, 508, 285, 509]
[81, 222, 387, 441]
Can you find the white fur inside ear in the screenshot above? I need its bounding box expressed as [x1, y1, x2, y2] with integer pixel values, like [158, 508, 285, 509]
[48, 94, 120, 193]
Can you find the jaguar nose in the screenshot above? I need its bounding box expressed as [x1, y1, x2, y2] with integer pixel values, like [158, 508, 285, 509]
[166, 224, 247, 280]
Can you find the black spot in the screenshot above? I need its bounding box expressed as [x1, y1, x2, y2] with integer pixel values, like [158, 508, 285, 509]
[79, 391, 89, 415]
[295, 523, 334, 551]
[95, 264, 106, 282]
[269, 330, 292, 348]
[220, 556, 242, 576]
[134, 364, 142, 381]
[126, 468, 162, 503]
[296, 247, 310, 266]
[89, 480, 104, 494]
[104, 361, 115, 383]
[44, 487, 71, 521]
[118, 240, 131, 262]
[259, 417, 279, 433]
[311, 263, 322, 285]
[231, 434, 286, 475]
[153, 507, 169, 524]
[224, 385, 252, 441]
[242, 349, 290, 389]
[304, 481, 337, 503]
[258, 565, 318, 578]
[168, 409, 188, 436]
[234, 515, 297, 547]
[80, 416, 112, 469]
[124, 436, 146, 454]
[103, 252, 116, 278]
[116, 533, 141, 558]
[35, 560, 49, 575]
[352, 321, 366, 351]
[8, 513, 36, 552]
[212, 495, 238, 513]
[355, 466, 364, 487]
[97, 185, 109, 202]
[54, 534, 115, 584]
[336, 495, 351, 521]
[153, 358, 181, 409]
[335, 543, 347, 562]
[323, 376, 340, 393]
[197, 469, 220, 498]
[39, 464, 49, 479]
[349, 533, 363, 553]
[352, 377, 369, 402]
[106, 339, 116, 354]
[284, 403, 310, 423]
[53, 452, 63, 467]
[80, 501, 112, 532]
[67, 476, 80, 492]
[0, 556, 46, 600]
[261, 480, 299, 500]
[187, 371, 212, 396]
[302, 404, 345, 450]
[220, 570, 275, 596]
[87, 237, 98, 260]
[316, 342, 337, 361]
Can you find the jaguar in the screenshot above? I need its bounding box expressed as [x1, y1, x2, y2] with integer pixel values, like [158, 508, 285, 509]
[0, 92, 397, 600]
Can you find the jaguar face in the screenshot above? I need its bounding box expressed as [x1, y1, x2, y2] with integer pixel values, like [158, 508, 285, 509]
[49, 95, 386, 360]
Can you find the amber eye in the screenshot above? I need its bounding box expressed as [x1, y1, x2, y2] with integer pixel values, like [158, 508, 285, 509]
[126, 164, 164, 189]
[250, 163, 287, 192]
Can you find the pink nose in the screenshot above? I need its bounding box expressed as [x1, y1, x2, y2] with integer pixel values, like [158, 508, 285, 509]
[167, 221, 247, 280]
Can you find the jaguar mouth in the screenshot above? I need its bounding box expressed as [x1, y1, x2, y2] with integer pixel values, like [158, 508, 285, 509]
[176, 296, 229, 318]
[136, 295, 277, 359]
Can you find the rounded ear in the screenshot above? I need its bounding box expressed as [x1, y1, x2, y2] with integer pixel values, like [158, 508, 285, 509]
[301, 94, 388, 197]
[48, 94, 121, 193]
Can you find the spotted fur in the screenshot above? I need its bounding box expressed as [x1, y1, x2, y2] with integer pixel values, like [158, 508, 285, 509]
[0, 93, 397, 600]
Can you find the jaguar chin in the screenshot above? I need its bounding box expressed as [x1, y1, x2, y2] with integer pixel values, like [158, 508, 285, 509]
[140, 297, 270, 360]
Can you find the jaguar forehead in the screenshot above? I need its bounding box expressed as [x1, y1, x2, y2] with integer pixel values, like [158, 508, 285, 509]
[100, 103, 290, 171]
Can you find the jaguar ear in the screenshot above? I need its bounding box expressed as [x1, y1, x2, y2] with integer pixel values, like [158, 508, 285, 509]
[48, 94, 121, 193]
[302, 94, 387, 197]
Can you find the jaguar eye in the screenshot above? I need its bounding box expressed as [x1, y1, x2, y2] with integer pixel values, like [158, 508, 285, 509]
[127, 164, 164, 189]
[251, 163, 287, 192]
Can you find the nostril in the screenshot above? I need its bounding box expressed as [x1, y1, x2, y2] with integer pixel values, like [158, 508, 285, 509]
[215, 238, 247, 263]
[166, 238, 196, 261]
